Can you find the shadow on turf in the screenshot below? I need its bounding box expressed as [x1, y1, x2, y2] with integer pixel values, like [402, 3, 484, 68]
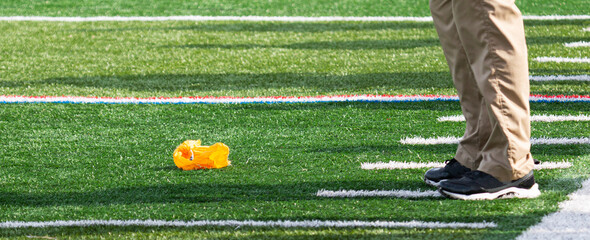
[2, 72, 456, 94]
[72, 20, 589, 34]
[301, 141, 589, 158]
[0, 151, 584, 208]
[0, 179, 435, 207]
[167, 39, 441, 50]
[0, 225, 492, 239]
[0, 175, 583, 239]
[4, 69, 587, 96]
[523, 19, 590, 27]
[527, 36, 590, 45]
[74, 21, 436, 33]
[529, 68, 590, 76]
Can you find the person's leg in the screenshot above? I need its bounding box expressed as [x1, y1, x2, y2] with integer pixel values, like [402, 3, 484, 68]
[430, 0, 494, 158]
[438, 0, 540, 200]
[424, 0, 492, 187]
[430, 0, 493, 170]
[447, 0, 533, 182]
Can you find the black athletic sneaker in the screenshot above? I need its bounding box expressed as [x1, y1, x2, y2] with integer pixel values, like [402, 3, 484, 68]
[438, 170, 540, 200]
[424, 159, 471, 187]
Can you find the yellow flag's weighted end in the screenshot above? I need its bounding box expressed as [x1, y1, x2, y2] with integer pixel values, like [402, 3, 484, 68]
[173, 140, 230, 170]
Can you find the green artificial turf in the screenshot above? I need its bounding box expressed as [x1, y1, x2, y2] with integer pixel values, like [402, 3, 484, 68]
[0, 102, 588, 239]
[0, 1, 589, 239]
[0, 20, 588, 98]
[0, 0, 589, 16]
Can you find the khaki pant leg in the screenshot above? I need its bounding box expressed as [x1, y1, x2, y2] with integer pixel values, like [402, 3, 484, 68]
[450, 0, 534, 181]
[430, 0, 492, 170]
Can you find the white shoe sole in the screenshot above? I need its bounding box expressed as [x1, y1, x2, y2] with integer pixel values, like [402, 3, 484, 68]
[424, 178, 441, 187]
[440, 183, 541, 200]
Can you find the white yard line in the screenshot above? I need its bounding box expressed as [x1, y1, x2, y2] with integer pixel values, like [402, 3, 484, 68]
[400, 136, 463, 145]
[529, 75, 590, 81]
[0, 219, 496, 229]
[316, 189, 442, 198]
[2, 95, 589, 104]
[564, 41, 590, 47]
[400, 137, 590, 145]
[522, 15, 590, 20]
[517, 178, 590, 239]
[0, 16, 432, 22]
[361, 161, 572, 170]
[0, 95, 459, 104]
[534, 57, 590, 63]
[437, 114, 590, 122]
[362, 161, 445, 169]
[0, 15, 589, 22]
[436, 115, 466, 122]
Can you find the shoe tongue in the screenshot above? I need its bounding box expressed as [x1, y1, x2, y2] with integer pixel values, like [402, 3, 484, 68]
[445, 159, 469, 176]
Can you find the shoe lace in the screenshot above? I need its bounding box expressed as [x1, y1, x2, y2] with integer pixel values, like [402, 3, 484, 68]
[444, 158, 457, 165]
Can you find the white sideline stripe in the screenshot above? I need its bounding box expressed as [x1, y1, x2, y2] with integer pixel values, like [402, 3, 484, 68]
[361, 161, 572, 170]
[316, 189, 442, 198]
[529, 75, 590, 81]
[530, 115, 590, 122]
[0, 219, 496, 229]
[437, 114, 590, 122]
[0, 15, 589, 22]
[3, 95, 589, 104]
[0, 16, 434, 22]
[400, 137, 590, 145]
[0, 95, 459, 104]
[517, 178, 590, 239]
[436, 115, 466, 122]
[361, 161, 445, 169]
[565, 41, 590, 47]
[533, 162, 574, 170]
[522, 15, 590, 20]
[534, 57, 590, 63]
[400, 136, 462, 145]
